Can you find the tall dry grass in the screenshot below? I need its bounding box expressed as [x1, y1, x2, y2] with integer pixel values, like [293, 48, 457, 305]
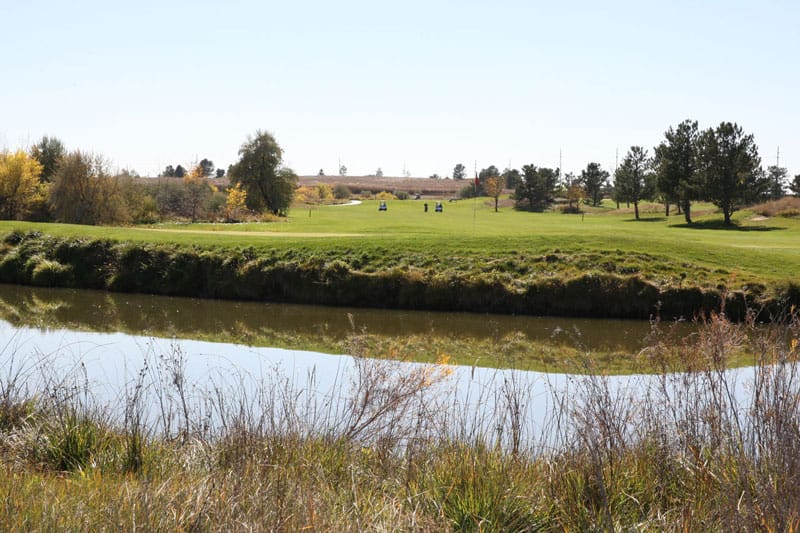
[0, 309, 799, 530]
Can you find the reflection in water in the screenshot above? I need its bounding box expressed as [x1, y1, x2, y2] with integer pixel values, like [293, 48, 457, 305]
[0, 320, 753, 450]
[0, 284, 688, 354]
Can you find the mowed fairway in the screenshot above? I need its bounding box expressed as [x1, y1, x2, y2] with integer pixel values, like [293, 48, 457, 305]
[2, 198, 799, 290]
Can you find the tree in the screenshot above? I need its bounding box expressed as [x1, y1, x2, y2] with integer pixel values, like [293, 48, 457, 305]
[225, 183, 247, 221]
[49, 151, 128, 225]
[183, 165, 214, 222]
[215, 168, 225, 178]
[502, 168, 522, 190]
[614, 146, 654, 220]
[199, 158, 215, 177]
[654, 120, 700, 222]
[453, 163, 466, 180]
[228, 130, 297, 216]
[476, 165, 499, 196]
[766, 165, 788, 200]
[162, 165, 176, 177]
[339, 165, 347, 176]
[0, 150, 44, 220]
[514, 165, 559, 211]
[375, 167, 384, 177]
[696, 122, 762, 225]
[318, 169, 325, 176]
[566, 182, 586, 212]
[580, 162, 609, 207]
[484, 174, 504, 212]
[429, 173, 441, 179]
[791, 175, 800, 197]
[174, 165, 187, 178]
[29, 136, 65, 182]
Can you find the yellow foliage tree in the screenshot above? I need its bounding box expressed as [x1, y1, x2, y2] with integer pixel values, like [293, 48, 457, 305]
[567, 183, 586, 212]
[484, 175, 504, 212]
[294, 186, 320, 205]
[183, 164, 213, 222]
[0, 150, 44, 220]
[225, 183, 248, 221]
[315, 183, 332, 200]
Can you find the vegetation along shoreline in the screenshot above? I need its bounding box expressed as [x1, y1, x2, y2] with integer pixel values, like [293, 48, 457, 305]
[1, 229, 797, 322]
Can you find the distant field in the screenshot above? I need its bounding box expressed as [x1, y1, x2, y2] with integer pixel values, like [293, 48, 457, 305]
[297, 175, 467, 196]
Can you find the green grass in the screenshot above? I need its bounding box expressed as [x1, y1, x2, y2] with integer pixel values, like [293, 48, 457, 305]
[3, 198, 798, 287]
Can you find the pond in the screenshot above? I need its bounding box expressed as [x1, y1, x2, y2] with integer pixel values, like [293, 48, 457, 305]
[0, 283, 683, 360]
[0, 284, 763, 452]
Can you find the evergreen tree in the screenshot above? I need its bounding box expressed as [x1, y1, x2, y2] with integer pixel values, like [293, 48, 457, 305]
[614, 146, 654, 220]
[654, 120, 700, 223]
[580, 162, 609, 207]
[696, 122, 762, 225]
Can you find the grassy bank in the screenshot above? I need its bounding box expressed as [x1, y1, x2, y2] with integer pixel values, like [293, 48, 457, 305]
[1, 313, 799, 530]
[0, 199, 798, 320]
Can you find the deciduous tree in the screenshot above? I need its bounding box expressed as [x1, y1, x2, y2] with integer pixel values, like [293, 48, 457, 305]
[49, 151, 128, 225]
[229, 131, 297, 216]
[0, 151, 44, 219]
[225, 183, 247, 221]
[183, 165, 214, 222]
[484, 175, 503, 212]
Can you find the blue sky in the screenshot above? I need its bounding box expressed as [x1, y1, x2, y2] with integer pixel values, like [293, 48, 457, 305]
[2, 0, 797, 178]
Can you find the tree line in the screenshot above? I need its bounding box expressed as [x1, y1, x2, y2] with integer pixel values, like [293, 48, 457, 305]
[0, 131, 297, 225]
[3, 122, 798, 226]
[456, 120, 799, 224]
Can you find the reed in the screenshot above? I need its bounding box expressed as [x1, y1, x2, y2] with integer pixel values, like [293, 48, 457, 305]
[0, 310, 798, 530]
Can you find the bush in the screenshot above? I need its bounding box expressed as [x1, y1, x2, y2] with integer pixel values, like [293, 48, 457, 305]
[30, 258, 72, 287]
[394, 190, 410, 200]
[333, 184, 351, 200]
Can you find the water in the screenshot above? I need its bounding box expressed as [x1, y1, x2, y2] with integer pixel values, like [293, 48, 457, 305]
[0, 283, 681, 353]
[1, 284, 761, 451]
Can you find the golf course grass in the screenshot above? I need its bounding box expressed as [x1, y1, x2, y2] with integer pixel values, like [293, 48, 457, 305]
[0, 197, 798, 321]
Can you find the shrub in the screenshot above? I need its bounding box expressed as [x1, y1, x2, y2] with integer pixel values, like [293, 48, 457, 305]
[333, 184, 351, 199]
[30, 258, 72, 287]
[375, 191, 397, 200]
[315, 183, 333, 200]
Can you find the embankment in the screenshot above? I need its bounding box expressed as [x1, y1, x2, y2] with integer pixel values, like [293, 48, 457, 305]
[1, 231, 797, 321]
